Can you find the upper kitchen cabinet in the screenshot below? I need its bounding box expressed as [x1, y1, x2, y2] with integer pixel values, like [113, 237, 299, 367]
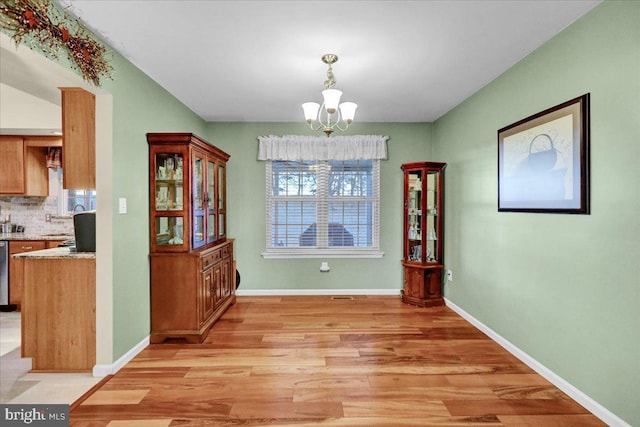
[60, 87, 95, 190]
[0, 135, 62, 196]
[0, 136, 25, 194]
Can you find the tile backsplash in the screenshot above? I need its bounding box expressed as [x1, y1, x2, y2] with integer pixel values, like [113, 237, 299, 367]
[0, 196, 73, 235]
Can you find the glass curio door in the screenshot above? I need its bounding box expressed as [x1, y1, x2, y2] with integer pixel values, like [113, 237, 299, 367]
[425, 169, 441, 263]
[402, 162, 445, 265]
[151, 147, 187, 252]
[217, 164, 226, 240]
[406, 169, 423, 262]
[192, 149, 206, 248]
[206, 159, 217, 244]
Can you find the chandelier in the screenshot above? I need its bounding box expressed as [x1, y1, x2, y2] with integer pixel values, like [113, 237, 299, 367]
[302, 54, 358, 137]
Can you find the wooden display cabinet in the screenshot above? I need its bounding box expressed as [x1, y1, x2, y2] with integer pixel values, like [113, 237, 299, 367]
[147, 133, 234, 343]
[401, 161, 446, 307]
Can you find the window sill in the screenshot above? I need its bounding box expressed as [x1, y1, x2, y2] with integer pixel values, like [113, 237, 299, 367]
[262, 249, 384, 259]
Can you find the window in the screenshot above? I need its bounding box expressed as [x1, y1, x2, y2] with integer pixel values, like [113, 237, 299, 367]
[51, 169, 96, 215]
[65, 189, 97, 213]
[264, 159, 382, 258]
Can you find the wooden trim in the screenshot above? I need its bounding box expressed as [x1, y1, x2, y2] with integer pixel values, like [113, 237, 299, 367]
[146, 132, 230, 161]
[401, 161, 447, 171]
[23, 136, 63, 147]
[69, 374, 114, 411]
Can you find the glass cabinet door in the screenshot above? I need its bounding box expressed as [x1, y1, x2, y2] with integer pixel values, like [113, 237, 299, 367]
[217, 164, 226, 239]
[155, 153, 184, 212]
[155, 217, 184, 246]
[206, 159, 217, 243]
[193, 151, 205, 248]
[403, 163, 445, 265]
[154, 151, 185, 249]
[425, 170, 440, 262]
[407, 170, 423, 262]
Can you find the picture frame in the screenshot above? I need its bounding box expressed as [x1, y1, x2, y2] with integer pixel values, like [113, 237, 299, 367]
[498, 94, 590, 214]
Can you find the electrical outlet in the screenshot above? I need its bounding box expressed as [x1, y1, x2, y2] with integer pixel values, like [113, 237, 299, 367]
[446, 269, 453, 282]
[45, 213, 51, 222]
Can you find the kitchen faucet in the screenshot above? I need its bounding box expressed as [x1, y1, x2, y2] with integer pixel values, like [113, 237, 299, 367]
[72, 204, 86, 213]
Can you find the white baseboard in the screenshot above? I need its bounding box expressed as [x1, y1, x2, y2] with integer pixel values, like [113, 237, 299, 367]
[236, 288, 402, 296]
[444, 298, 630, 427]
[92, 335, 149, 377]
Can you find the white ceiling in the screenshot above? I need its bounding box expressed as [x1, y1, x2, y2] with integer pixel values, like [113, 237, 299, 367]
[55, 0, 600, 123]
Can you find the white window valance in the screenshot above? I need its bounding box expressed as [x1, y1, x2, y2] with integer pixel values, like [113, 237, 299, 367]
[257, 134, 389, 161]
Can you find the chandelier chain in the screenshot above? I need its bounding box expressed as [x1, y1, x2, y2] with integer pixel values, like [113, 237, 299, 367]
[324, 63, 336, 89]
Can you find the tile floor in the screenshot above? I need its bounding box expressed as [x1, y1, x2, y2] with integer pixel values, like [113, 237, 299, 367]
[0, 311, 103, 404]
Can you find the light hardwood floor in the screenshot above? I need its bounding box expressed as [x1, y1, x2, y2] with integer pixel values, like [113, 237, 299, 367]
[71, 296, 605, 426]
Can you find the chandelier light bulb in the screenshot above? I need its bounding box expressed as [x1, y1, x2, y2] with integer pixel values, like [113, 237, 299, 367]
[322, 89, 342, 114]
[339, 102, 358, 124]
[302, 102, 320, 123]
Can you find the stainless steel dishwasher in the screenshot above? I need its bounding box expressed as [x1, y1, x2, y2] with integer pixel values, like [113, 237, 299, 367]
[0, 240, 17, 311]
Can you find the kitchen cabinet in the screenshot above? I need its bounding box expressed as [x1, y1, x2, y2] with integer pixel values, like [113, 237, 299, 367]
[19, 255, 95, 371]
[9, 240, 46, 306]
[60, 87, 95, 190]
[0, 136, 24, 194]
[401, 161, 447, 307]
[46, 240, 65, 248]
[0, 135, 61, 196]
[147, 133, 234, 343]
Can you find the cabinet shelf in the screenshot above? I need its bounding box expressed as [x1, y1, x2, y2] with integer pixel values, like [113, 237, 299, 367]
[156, 179, 183, 184]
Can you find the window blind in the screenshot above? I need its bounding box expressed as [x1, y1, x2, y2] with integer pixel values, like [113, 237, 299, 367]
[260, 135, 387, 259]
[264, 159, 381, 258]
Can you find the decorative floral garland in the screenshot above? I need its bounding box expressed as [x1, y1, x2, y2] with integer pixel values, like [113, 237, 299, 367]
[0, 0, 113, 86]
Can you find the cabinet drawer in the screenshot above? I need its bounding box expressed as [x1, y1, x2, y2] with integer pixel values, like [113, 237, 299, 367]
[221, 244, 230, 257]
[202, 250, 221, 269]
[9, 241, 46, 255]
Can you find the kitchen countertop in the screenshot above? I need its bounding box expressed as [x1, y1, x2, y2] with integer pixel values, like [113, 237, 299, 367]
[12, 247, 95, 259]
[0, 232, 74, 241]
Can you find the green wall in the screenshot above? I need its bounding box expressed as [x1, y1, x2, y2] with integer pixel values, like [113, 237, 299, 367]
[432, 1, 640, 424]
[205, 122, 433, 291]
[99, 54, 207, 359]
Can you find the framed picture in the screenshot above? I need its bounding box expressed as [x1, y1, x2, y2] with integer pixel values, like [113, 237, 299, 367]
[498, 94, 590, 214]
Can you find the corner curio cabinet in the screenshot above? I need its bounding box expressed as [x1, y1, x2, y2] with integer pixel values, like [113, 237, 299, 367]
[401, 161, 446, 307]
[147, 133, 234, 343]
